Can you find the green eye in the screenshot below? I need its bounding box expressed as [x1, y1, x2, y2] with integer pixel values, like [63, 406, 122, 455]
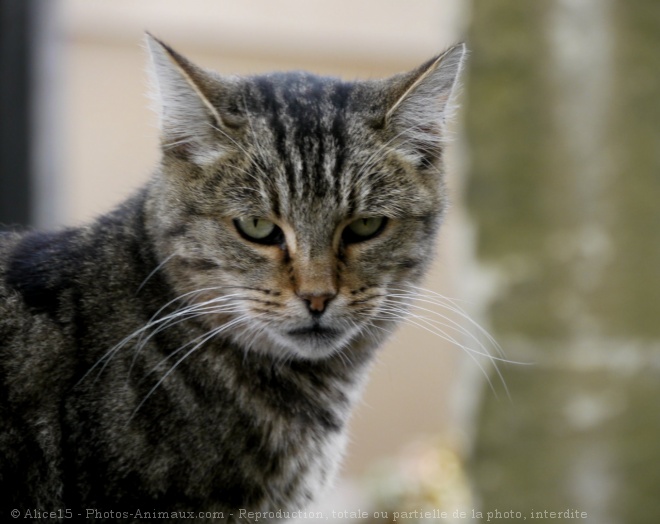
[234, 217, 282, 244]
[343, 217, 387, 243]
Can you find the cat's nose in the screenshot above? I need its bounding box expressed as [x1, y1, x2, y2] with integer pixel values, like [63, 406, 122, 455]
[298, 292, 336, 316]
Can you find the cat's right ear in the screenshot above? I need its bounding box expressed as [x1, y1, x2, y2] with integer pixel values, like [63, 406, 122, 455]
[145, 33, 242, 165]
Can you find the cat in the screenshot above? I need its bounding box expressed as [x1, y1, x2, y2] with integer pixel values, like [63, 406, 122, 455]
[0, 34, 465, 522]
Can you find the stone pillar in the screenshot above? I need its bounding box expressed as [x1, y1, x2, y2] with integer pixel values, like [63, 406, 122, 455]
[465, 1, 660, 522]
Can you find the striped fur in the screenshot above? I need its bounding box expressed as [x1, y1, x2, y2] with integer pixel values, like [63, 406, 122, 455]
[0, 36, 465, 522]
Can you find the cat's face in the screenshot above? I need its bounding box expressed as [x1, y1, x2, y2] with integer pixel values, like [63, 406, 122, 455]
[146, 36, 465, 360]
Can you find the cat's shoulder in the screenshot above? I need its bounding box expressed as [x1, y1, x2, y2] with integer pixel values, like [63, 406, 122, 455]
[0, 228, 85, 320]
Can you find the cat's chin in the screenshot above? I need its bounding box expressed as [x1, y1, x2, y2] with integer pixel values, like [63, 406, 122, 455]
[230, 322, 358, 361]
[273, 329, 355, 361]
[282, 327, 355, 361]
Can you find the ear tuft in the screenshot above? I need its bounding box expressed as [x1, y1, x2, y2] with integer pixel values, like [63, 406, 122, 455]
[385, 44, 467, 167]
[145, 33, 230, 165]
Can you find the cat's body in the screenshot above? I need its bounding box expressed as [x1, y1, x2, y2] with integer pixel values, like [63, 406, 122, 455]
[0, 36, 464, 521]
[0, 193, 363, 515]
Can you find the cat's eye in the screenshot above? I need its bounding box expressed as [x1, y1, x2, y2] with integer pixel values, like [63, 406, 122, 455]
[234, 218, 283, 245]
[342, 217, 387, 244]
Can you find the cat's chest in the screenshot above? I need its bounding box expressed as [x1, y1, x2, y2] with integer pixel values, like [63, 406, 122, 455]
[207, 367, 351, 509]
[242, 412, 349, 511]
[122, 352, 358, 512]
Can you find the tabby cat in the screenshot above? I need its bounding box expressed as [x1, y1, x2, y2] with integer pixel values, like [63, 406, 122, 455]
[0, 35, 465, 521]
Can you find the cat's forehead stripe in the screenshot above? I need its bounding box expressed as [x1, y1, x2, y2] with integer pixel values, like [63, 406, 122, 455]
[250, 73, 358, 217]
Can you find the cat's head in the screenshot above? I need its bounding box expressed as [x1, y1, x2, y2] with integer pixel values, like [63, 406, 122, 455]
[145, 34, 465, 361]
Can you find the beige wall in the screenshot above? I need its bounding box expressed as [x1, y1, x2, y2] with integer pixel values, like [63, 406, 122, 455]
[54, 0, 476, 476]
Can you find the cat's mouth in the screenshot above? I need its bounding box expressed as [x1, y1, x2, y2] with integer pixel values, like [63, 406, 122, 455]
[266, 321, 357, 359]
[287, 325, 342, 339]
[283, 323, 349, 358]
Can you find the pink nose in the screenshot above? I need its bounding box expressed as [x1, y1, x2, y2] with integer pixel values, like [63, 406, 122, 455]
[298, 293, 336, 315]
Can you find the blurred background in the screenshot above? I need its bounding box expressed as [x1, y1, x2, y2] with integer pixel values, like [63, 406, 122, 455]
[1, 1, 658, 522]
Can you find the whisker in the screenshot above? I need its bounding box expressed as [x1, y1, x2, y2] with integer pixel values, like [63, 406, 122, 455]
[140, 312, 248, 382]
[393, 284, 505, 358]
[135, 252, 177, 295]
[376, 285, 529, 398]
[162, 137, 193, 150]
[77, 288, 244, 385]
[127, 302, 245, 377]
[374, 306, 503, 398]
[132, 289, 244, 348]
[380, 303, 520, 366]
[130, 314, 251, 420]
[385, 296, 505, 363]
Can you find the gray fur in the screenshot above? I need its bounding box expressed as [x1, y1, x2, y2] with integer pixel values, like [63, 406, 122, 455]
[0, 36, 465, 522]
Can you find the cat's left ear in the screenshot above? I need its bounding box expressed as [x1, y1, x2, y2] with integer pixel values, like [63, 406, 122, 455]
[385, 43, 466, 167]
[145, 33, 243, 165]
